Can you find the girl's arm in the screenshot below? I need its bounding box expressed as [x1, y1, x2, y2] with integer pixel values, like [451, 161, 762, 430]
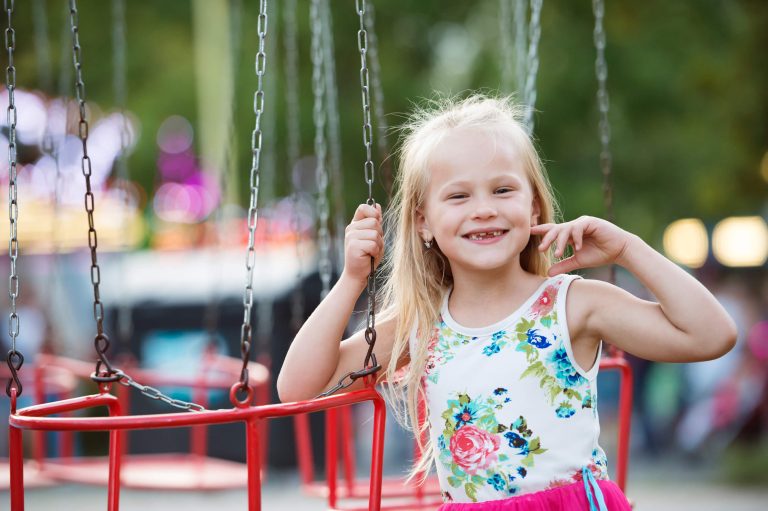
[277, 203, 397, 402]
[532, 217, 737, 363]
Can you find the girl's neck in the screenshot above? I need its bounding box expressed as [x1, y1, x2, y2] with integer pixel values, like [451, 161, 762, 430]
[448, 263, 546, 328]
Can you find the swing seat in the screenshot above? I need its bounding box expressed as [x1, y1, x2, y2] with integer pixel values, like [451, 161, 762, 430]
[28, 354, 271, 491]
[8, 386, 386, 511]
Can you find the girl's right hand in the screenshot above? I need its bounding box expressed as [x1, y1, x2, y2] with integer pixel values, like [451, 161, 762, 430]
[342, 203, 384, 284]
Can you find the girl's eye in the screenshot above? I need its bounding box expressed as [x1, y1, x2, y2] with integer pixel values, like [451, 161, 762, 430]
[448, 194, 467, 200]
[495, 187, 515, 194]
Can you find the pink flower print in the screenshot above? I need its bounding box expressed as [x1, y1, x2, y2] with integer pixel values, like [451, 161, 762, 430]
[449, 425, 500, 475]
[530, 284, 558, 318]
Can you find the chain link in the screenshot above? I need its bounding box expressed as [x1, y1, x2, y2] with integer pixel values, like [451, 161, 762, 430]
[514, 0, 527, 93]
[283, 0, 305, 336]
[236, 0, 268, 401]
[318, 0, 381, 398]
[5, 0, 23, 398]
[521, 0, 543, 134]
[499, 0, 513, 92]
[364, 3, 391, 201]
[310, 0, 332, 298]
[116, 370, 206, 412]
[319, 0, 347, 275]
[592, 0, 616, 291]
[69, 0, 116, 382]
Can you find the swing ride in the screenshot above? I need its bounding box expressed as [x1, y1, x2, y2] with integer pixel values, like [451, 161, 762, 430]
[4, 1, 634, 510]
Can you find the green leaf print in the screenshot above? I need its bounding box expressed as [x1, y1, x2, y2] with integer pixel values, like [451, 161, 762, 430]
[520, 360, 547, 380]
[451, 463, 463, 477]
[529, 438, 540, 451]
[516, 318, 535, 334]
[465, 482, 478, 502]
[496, 423, 508, 433]
[540, 315, 552, 328]
[458, 393, 470, 406]
[521, 453, 534, 467]
[447, 476, 462, 488]
[549, 384, 562, 403]
[564, 388, 583, 401]
[471, 475, 486, 485]
[498, 453, 509, 461]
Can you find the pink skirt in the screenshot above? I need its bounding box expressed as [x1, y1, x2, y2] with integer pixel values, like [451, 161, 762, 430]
[437, 479, 632, 511]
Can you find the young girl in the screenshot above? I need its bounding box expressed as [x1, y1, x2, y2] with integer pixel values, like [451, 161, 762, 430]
[277, 95, 736, 510]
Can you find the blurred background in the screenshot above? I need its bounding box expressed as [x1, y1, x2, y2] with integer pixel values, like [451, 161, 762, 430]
[1, 0, 766, 509]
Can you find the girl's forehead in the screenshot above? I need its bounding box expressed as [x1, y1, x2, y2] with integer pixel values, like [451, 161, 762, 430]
[426, 127, 526, 183]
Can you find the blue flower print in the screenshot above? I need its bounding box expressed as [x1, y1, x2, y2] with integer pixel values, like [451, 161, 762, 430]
[548, 348, 588, 389]
[517, 467, 527, 478]
[556, 403, 576, 418]
[483, 343, 501, 356]
[493, 387, 508, 395]
[491, 330, 506, 342]
[487, 473, 505, 491]
[503, 431, 530, 455]
[453, 403, 477, 429]
[525, 328, 551, 349]
[438, 434, 446, 450]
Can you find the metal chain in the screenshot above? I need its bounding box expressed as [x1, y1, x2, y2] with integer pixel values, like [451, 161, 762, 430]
[499, 0, 513, 92]
[365, 3, 392, 202]
[514, 0, 527, 93]
[283, 0, 305, 336]
[319, 0, 346, 275]
[310, 0, 332, 298]
[116, 370, 205, 412]
[521, 0, 543, 134]
[32, 0, 52, 94]
[592, 0, 615, 288]
[69, 0, 206, 411]
[236, 0, 268, 400]
[317, 0, 381, 398]
[69, 0, 115, 383]
[112, 0, 133, 348]
[5, 0, 23, 398]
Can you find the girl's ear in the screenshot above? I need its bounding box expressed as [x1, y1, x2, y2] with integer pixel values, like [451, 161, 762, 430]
[531, 197, 541, 226]
[416, 208, 432, 239]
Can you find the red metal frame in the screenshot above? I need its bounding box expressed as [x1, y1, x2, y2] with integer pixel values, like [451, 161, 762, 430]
[295, 356, 634, 508]
[0, 363, 78, 490]
[25, 354, 271, 490]
[294, 398, 442, 510]
[598, 354, 633, 492]
[8, 386, 386, 511]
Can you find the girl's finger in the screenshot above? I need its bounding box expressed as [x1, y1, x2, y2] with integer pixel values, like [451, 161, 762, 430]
[554, 227, 571, 258]
[572, 224, 584, 251]
[538, 226, 560, 251]
[547, 255, 580, 276]
[530, 223, 554, 236]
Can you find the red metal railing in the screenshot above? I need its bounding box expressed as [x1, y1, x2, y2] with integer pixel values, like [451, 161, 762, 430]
[23, 354, 272, 490]
[8, 385, 386, 511]
[599, 355, 633, 492]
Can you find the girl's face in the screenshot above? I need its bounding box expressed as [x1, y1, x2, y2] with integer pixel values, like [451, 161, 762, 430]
[417, 127, 539, 278]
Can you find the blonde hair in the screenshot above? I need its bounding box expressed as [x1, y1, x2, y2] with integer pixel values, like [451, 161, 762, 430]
[377, 93, 559, 481]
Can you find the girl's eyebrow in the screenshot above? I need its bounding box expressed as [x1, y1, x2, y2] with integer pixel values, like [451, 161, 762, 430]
[437, 173, 524, 194]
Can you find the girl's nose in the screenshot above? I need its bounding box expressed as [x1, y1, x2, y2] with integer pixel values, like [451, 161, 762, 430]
[471, 200, 497, 220]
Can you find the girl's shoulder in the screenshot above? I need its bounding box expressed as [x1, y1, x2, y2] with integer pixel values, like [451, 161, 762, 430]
[563, 276, 619, 339]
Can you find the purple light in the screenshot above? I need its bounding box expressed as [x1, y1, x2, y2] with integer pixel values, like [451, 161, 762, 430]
[157, 115, 194, 154]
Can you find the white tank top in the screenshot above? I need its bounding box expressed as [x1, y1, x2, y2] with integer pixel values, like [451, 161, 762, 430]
[412, 274, 609, 504]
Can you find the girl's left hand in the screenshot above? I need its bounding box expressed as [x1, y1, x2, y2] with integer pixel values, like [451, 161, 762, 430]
[531, 216, 635, 275]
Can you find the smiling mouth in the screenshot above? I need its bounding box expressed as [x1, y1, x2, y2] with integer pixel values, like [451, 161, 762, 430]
[463, 230, 508, 241]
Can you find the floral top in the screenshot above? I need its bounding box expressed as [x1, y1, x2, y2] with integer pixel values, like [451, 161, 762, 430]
[412, 275, 609, 503]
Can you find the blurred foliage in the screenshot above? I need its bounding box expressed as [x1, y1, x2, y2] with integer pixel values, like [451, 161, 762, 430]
[9, 0, 768, 245]
[722, 440, 768, 486]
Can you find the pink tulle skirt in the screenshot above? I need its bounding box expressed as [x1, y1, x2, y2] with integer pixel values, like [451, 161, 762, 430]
[437, 480, 632, 511]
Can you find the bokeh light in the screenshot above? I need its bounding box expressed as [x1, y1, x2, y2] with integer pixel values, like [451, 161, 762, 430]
[663, 218, 709, 268]
[712, 216, 768, 267]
